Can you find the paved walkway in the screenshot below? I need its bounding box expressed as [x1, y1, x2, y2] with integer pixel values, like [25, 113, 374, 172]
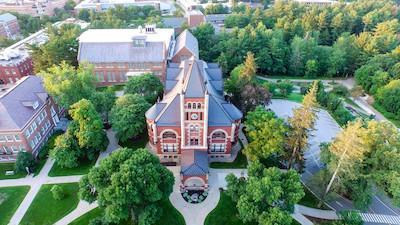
[0, 129, 120, 225]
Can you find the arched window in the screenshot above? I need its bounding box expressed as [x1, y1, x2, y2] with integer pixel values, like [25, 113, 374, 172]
[197, 103, 201, 109]
[162, 131, 176, 139]
[193, 103, 197, 109]
[212, 131, 226, 140]
[188, 103, 192, 109]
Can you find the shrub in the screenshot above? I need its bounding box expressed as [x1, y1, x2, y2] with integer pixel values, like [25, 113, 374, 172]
[338, 210, 363, 225]
[331, 84, 349, 97]
[276, 80, 294, 97]
[15, 151, 36, 173]
[333, 106, 355, 126]
[376, 79, 400, 120]
[51, 185, 65, 200]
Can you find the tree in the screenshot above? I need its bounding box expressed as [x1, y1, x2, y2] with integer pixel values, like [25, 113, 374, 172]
[286, 81, 318, 171]
[240, 84, 271, 114]
[90, 88, 116, 123]
[64, 0, 76, 10]
[30, 24, 81, 73]
[69, 99, 108, 156]
[191, 23, 217, 61]
[40, 62, 96, 109]
[51, 185, 65, 200]
[240, 52, 257, 83]
[305, 59, 318, 78]
[226, 161, 304, 225]
[244, 107, 287, 161]
[110, 94, 151, 142]
[124, 73, 163, 104]
[50, 131, 80, 168]
[276, 80, 294, 97]
[376, 79, 400, 120]
[79, 148, 174, 224]
[321, 120, 369, 203]
[15, 152, 36, 173]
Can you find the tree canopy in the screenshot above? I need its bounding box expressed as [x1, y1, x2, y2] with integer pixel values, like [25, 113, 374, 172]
[40, 62, 96, 109]
[124, 73, 164, 104]
[79, 148, 174, 224]
[110, 94, 151, 142]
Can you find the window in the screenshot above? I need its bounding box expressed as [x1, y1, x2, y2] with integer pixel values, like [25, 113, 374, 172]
[212, 131, 226, 140]
[193, 103, 197, 109]
[30, 140, 35, 149]
[197, 103, 201, 109]
[162, 131, 176, 139]
[210, 143, 226, 153]
[11, 146, 19, 153]
[162, 144, 178, 152]
[24, 130, 30, 138]
[188, 103, 191, 109]
[32, 122, 37, 130]
[5, 136, 13, 142]
[19, 145, 25, 152]
[190, 138, 199, 145]
[133, 38, 145, 47]
[14, 135, 20, 141]
[0, 136, 5, 142]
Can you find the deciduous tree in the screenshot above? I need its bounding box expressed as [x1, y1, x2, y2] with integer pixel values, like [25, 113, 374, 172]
[110, 94, 151, 142]
[79, 148, 174, 224]
[124, 73, 163, 104]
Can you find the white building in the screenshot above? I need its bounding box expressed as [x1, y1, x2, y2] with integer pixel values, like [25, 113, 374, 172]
[74, 0, 173, 15]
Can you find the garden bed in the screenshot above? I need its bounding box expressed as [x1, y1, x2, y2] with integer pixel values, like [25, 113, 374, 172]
[182, 190, 208, 204]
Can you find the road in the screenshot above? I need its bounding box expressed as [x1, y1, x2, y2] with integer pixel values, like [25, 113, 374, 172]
[268, 99, 400, 224]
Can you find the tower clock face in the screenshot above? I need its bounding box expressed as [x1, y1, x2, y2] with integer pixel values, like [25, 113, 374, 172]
[191, 113, 199, 120]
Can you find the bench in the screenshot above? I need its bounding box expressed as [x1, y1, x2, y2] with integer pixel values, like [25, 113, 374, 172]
[5, 171, 15, 176]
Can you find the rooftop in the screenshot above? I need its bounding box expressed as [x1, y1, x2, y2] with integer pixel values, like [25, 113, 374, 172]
[0, 76, 49, 131]
[0, 12, 16, 23]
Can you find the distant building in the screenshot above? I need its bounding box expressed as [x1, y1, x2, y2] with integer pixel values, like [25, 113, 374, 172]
[295, 0, 339, 6]
[0, 76, 61, 162]
[77, 25, 175, 86]
[146, 59, 242, 190]
[0, 0, 74, 17]
[187, 10, 205, 27]
[0, 13, 20, 40]
[74, 0, 172, 15]
[0, 18, 89, 85]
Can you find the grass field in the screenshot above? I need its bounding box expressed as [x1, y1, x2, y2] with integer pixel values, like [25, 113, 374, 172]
[20, 183, 80, 225]
[272, 93, 304, 103]
[48, 156, 98, 177]
[205, 191, 254, 225]
[0, 163, 26, 180]
[210, 149, 248, 169]
[0, 186, 30, 225]
[69, 199, 184, 225]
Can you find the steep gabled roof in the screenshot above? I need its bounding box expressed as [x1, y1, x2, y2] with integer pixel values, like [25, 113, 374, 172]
[183, 60, 206, 98]
[173, 30, 199, 59]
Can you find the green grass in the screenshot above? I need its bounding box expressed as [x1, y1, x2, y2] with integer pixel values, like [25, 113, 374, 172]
[69, 207, 104, 225]
[21, 183, 80, 225]
[0, 186, 30, 225]
[69, 199, 184, 225]
[205, 191, 254, 225]
[272, 92, 304, 103]
[0, 163, 26, 180]
[372, 102, 400, 128]
[299, 185, 330, 210]
[210, 149, 248, 169]
[119, 132, 148, 150]
[48, 157, 98, 177]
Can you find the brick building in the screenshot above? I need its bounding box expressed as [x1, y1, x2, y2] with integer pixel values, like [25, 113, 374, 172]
[145, 59, 242, 190]
[0, 18, 89, 85]
[0, 13, 20, 40]
[77, 25, 175, 86]
[0, 76, 61, 162]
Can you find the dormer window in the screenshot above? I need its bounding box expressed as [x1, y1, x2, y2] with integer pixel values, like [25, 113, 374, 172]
[132, 38, 145, 47]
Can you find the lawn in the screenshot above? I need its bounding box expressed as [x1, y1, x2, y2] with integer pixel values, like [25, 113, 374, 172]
[210, 148, 248, 169]
[0, 186, 30, 225]
[372, 102, 400, 128]
[119, 132, 148, 150]
[69, 199, 184, 225]
[205, 191, 254, 225]
[20, 183, 80, 225]
[272, 93, 304, 103]
[48, 156, 98, 177]
[0, 163, 26, 180]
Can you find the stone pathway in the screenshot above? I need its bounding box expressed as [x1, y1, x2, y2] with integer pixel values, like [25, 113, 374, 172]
[0, 129, 120, 225]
